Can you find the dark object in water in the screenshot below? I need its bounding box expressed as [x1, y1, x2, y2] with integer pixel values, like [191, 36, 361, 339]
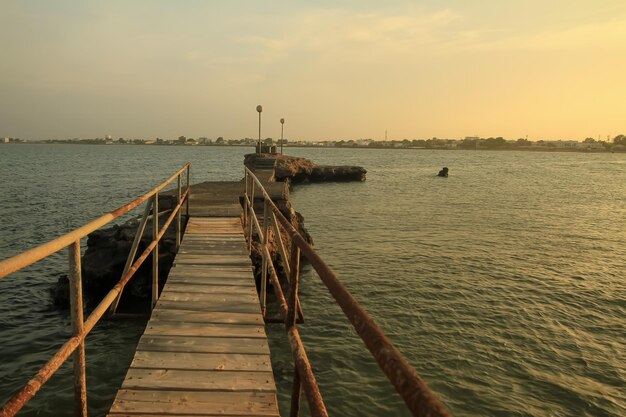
[437, 167, 449, 177]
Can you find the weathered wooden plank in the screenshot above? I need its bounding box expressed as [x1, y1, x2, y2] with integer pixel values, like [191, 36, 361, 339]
[158, 291, 259, 305]
[165, 276, 255, 287]
[174, 258, 251, 266]
[108, 414, 266, 417]
[179, 244, 248, 250]
[174, 254, 251, 262]
[162, 284, 258, 296]
[179, 239, 247, 246]
[107, 413, 268, 417]
[184, 224, 241, 229]
[187, 217, 241, 227]
[178, 248, 249, 256]
[131, 351, 272, 372]
[150, 309, 262, 325]
[186, 226, 241, 230]
[174, 255, 250, 266]
[168, 268, 253, 275]
[182, 234, 243, 238]
[155, 300, 260, 314]
[183, 236, 242, 239]
[181, 238, 244, 243]
[187, 223, 241, 228]
[168, 265, 253, 274]
[185, 230, 242, 235]
[167, 268, 254, 277]
[144, 322, 266, 338]
[122, 368, 275, 392]
[179, 240, 247, 246]
[137, 336, 270, 355]
[187, 218, 241, 224]
[186, 223, 241, 228]
[110, 390, 279, 416]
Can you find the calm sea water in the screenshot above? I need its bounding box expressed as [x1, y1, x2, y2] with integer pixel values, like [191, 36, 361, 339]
[0, 144, 624, 416]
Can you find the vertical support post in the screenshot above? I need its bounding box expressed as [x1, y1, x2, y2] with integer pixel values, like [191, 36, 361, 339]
[271, 213, 305, 323]
[270, 212, 290, 279]
[287, 244, 300, 328]
[185, 165, 190, 219]
[260, 198, 270, 316]
[109, 200, 153, 316]
[68, 240, 87, 417]
[176, 174, 182, 249]
[243, 170, 249, 237]
[289, 367, 302, 417]
[152, 193, 159, 310]
[247, 180, 255, 252]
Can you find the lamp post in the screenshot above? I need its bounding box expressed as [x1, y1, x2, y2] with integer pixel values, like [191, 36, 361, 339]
[256, 105, 263, 156]
[280, 118, 285, 155]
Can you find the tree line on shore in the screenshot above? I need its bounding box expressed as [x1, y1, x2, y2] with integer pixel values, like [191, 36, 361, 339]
[7, 134, 626, 151]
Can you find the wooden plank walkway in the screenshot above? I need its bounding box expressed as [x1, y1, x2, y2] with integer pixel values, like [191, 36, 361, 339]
[108, 217, 280, 417]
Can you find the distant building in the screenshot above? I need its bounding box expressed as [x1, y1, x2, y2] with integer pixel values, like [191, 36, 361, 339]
[1, 137, 9, 143]
[554, 140, 578, 149]
[579, 142, 604, 150]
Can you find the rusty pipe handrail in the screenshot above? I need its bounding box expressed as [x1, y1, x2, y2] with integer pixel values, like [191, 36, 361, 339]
[243, 173, 328, 417]
[243, 166, 451, 417]
[0, 163, 190, 280]
[0, 164, 191, 417]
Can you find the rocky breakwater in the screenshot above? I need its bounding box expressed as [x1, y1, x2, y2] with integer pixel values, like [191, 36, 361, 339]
[272, 155, 367, 183]
[52, 196, 180, 311]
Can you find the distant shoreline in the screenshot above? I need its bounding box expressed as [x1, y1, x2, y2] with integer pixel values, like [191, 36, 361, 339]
[3, 141, 624, 154]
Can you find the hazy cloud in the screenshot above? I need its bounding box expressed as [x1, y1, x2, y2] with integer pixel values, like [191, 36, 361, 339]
[1, 1, 625, 140]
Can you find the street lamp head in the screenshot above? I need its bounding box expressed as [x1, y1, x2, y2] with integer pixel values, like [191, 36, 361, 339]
[280, 118, 285, 124]
[256, 105, 263, 113]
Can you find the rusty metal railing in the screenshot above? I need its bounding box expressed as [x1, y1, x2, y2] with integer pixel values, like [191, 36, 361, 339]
[0, 163, 191, 417]
[243, 167, 451, 417]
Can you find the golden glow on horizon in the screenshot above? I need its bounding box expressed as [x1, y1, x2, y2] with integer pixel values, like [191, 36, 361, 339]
[0, 1, 625, 141]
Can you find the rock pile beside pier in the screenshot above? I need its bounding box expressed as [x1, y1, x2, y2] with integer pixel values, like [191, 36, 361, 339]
[244, 154, 367, 183]
[52, 200, 179, 310]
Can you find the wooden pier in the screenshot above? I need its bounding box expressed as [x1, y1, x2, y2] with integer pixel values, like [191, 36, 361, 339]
[108, 216, 280, 416]
[0, 158, 450, 417]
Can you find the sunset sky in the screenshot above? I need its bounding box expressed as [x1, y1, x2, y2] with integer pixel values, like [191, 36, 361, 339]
[1, 1, 625, 141]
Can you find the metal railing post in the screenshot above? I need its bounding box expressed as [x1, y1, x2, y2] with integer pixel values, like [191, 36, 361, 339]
[270, 212, 290, 278]
[247, 180, 255, 252]
[185, 166, 190, 219]
[287, 244, 300, 328]
[176, 174, 182, 249]
[151, 193, 159, 310]
[68, 240, 87, 417]
[290, 367, 302, 417]
[243, 170, 249, 237]
[260, 198, 270, 316]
